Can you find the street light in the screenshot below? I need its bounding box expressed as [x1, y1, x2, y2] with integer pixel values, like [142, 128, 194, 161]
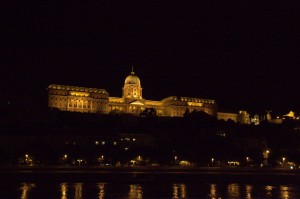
[246, 157, 249, 167]
[263, 150, 270, 158]
[61, 154, 68, 165]
[77, 159, 83, 166]
[98, 155, 104, 164]
[211, 158, 214, 167]
[282, 157, 286, 167]
[262, 149, 271, 166]
[137, 155, 141, 161]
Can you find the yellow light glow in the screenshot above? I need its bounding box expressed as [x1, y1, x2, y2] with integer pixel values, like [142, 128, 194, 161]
[179, 160, 191, 167]
[20, 183, 36, 199]
[228, 184, 240, 198]
[97, 183, 105, 199]
[187, 102, 203, 107]
[60, 183, 68, 199]
[74, 183, 83, 199]
[128, 184, 143, 199]
[70, 92, 90, 97]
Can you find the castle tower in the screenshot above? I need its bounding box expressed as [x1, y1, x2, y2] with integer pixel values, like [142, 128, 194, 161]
[122, 68, 143, 99]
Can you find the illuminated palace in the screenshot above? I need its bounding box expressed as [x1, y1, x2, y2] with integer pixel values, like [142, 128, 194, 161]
[48, 70, 217, 117]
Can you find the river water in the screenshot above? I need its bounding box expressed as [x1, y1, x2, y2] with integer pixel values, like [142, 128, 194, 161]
[1, 181, 299, 198]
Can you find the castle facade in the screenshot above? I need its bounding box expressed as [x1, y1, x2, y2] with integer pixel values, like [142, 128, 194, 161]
[48, 70, 217, 117]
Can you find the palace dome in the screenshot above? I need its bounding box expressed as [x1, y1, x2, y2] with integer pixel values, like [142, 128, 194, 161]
[124, 71, 141, 86]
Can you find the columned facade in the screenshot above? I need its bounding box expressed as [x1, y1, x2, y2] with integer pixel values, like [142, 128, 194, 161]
[48, 85, 109, 114]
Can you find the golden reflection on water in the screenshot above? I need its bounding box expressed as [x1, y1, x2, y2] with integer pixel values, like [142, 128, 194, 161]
[280, 185, 290, 199]
[74, 183, 83, 199]
[128, 184, 143, 199]
[245, 184, 253, 199]
[209, 184, 217, 199]
[15, 182, 297, 198]
[97, 183, 105, 199]
[172, 183, 187, 199]
[60, 183, 68, 199]
[227, 183, 240, 199]
[265, 185, 274, 197]
[20, 183, 36, 199]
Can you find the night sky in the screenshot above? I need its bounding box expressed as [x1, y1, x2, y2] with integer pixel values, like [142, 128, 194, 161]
[2, 2, 300, 115]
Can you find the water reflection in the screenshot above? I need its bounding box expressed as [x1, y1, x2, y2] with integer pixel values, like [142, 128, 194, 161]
[60, 183, 68, 199]
[19, 183, 36, 199]
[128, 184, 143, 199]
[280, 185, 290, 199]
[172, 183, 187, 199]
[97, 183, 105, 199]
[74, 183, 83, 199]
[10, 182, 299, 199]
[245, 184, 253, 199]
[227, 183, 240, 199]
[265, 185, 274, 198]
[209, 184, 218, 199]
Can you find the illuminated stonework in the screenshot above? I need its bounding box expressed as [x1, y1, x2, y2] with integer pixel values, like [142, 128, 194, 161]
[217, 112, 238, 122]
[217, 110, 251, 124]
[122, 70, 142, 99]
[48, 85, 109, 113]
[48, 70, 217, 117]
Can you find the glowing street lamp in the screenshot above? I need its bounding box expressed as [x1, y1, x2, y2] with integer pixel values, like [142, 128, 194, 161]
[211, 158, 214, 167]
[282, 157, 286, 167]
[60, 154, 68, 165]
[262, 149, 271, 166]
[77, 159, 83, 166]
[246, 157, 249, 167]
[174, 156, 178, 166]
[263, 150, 270, 159]
[137, 155, 142, 161]
[25, 154, 29, 163]
[98, 155, 104, 163]
[24, 154, 33, 165]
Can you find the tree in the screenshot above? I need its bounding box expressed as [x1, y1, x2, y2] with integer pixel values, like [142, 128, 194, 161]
[139, 108, 157, 117]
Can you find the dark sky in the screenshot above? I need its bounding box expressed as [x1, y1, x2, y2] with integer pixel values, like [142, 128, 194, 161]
[2, 2, 300, 115]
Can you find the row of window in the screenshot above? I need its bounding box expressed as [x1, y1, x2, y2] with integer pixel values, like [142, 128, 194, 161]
[68, 103, 92, 108]
[49, 97, 107, 104]
[50, 94, 108, 99]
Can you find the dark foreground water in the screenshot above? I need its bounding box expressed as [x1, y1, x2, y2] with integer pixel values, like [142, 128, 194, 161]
[1, 181, 299, 199]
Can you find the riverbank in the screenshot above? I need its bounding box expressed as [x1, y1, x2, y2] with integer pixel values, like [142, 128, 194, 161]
[1, 166, 299, 183]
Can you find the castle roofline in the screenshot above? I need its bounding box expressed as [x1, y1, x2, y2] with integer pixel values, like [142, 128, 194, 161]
[48, 84, 108, 94]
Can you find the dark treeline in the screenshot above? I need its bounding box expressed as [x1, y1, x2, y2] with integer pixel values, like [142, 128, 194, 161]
[1, 107, 300, 167]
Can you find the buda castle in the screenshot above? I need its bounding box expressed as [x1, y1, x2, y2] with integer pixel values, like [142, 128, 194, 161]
[48, 69, 217, 117]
